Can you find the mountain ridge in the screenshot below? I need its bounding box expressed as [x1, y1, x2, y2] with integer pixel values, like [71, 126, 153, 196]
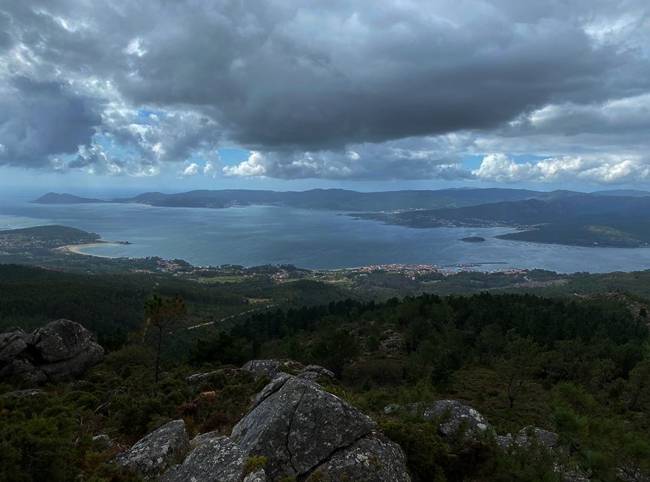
[36, 187, 582, 211]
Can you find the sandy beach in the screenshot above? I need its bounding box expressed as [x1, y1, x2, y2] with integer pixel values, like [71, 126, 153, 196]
[55, 242, 120, 258]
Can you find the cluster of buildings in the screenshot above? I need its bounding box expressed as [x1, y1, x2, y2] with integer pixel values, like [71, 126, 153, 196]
[350, 263, 443, 275]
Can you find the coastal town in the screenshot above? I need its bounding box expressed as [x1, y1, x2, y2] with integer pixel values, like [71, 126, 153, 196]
[0, 224, 557, 296]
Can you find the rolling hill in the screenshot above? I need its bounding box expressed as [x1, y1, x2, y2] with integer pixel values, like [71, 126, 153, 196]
[353, 195, 650, 247]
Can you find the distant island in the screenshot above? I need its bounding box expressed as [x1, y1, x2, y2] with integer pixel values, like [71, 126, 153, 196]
[34, 193, 107, 204]
[461, 236, 486, 243]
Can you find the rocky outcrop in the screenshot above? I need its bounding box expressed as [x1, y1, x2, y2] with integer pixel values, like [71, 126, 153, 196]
[420, 400, 491, 441]
[0, 320, 104, 384]
[0, 330, 29, 362]
[117, 373, 410, 481]
[232, 376, 378, 478]
[305, 432, 410, 482]
[387, 401, 562, 452]
[385, 399, 586, 480]
[232, 375, 410, 481]
[385, 400, 492, 442]
[514, 426, 559, 450]
[242, 359, 334, 382]
[161, 434, 247, 482]
[495, 433, 514, 450]
[32, 320, 98, 363]
[496, 426, 560, 452]
[499, 426, 587, 480]
[115, 420, 190, 479]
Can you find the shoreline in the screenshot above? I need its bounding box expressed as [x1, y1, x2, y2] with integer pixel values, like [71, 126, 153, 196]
[55, 242, 122, 258]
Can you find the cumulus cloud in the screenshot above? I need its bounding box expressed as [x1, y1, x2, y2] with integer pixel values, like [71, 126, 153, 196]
[222, 136, 476, 180]
[474, 153, 650, 184]
[0, 0, 650, 183]
[223, 152, 267, 177]
[99, 107, 221, 166]
[203, 160, 217, 177]
[181, 162, 199, 177]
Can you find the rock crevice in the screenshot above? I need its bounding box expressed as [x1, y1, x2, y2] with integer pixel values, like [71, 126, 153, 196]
[285, 384, 309, 474]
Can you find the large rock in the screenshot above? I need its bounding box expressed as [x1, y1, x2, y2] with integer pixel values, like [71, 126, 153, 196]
[115, 419, 190, 479]
[0, 330, 30, 363]
[127, 375, 409, 481]
[415, 400, 491, 442]
[0, 320, 104, 383]
[161, 434, 246, 482]
[32, 319, 99, 363]
[0, 330, 42, 382]
[305, 433, 410, 482]
[231, 376, 408, 480]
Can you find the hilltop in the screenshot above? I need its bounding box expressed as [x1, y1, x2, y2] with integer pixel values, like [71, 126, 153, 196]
[34, 193, 108, 204]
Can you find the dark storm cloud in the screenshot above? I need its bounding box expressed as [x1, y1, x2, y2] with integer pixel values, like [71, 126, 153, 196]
[0, 0, 649, 180]
[0, 11, 13, 50]
[0, 77, 101, 167]
[112, 1, 641, 150]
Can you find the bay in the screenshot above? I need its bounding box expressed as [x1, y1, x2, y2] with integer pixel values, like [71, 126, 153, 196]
[1, 200, 650, 273]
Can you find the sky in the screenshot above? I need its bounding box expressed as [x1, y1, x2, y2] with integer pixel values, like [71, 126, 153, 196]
[1, 0, 650, 195]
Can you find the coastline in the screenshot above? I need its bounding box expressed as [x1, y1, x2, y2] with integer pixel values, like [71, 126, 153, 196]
[55, 242, 121, 258]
